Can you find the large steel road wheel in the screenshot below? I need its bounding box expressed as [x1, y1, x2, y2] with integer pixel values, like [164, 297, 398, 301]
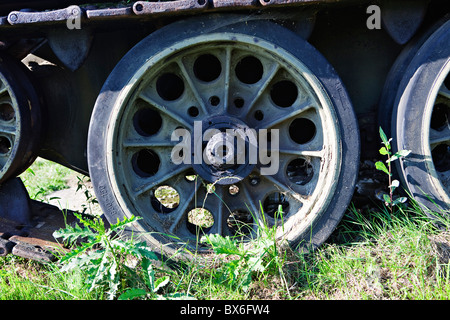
[88, 15, 359, 256]
[0, 54, 41, 184]
[391, 19, 450, 214]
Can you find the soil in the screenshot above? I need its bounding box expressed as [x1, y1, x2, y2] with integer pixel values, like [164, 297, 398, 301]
[45, 174, 103, 216]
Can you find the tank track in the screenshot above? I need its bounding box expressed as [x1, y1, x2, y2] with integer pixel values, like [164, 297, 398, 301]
[0, 178, 78, 262]
[0, 200, 74, 262]
[0, 0, 348, 27]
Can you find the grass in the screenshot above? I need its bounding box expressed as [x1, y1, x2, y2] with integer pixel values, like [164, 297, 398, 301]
[19, 157, 73, 200]
[299, 206, 450, 299]
[0, 255, 99, 299]
[0, 159, 449, 300]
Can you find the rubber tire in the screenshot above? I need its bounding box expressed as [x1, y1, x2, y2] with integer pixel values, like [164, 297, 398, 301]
[391, 19, 450, 214]
[87, 14, 360, 255]
[0, 53, 41, 184]
[379, 14, 450, 139]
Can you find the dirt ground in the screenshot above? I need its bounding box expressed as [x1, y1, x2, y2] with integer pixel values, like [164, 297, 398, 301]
[45, 173, 103, 216]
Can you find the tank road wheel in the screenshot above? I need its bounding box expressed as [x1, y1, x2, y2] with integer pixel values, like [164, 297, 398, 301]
[0, 54, 41, 184]
[88, 15, 359, 256]
[389, 19, 450, 214]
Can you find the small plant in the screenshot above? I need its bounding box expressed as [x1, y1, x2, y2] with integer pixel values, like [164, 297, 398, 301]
[375, 127, 411, 211]
[202, 233, 275, 291]
[118, 258, 173, 300]
[201, 204, 288, 293]
[53, 213, 160, 299]
[75, 175, 100, 215]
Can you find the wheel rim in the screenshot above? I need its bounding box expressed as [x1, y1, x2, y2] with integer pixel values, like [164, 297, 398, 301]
[106, 34, 342, 249]
[0, 55, 41, 184]
[0, 74, 21, 181]
[427, 64, 450, 202]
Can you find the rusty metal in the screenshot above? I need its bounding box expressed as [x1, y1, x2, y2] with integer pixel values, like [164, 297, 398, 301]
[7, 5, 83, 25]
[0, 1, 110, 15]
[86, 6, 134, 20]
[259, 0, 339, 5]
[0, 200, 79, 262]
[211, 0, 259, 9]
[11, 241, 58, 262]
[133, 0, 208, 15]
[0, 238, 14, 256]
[0, 0, 369, 29]
[0, 0, 322, 32]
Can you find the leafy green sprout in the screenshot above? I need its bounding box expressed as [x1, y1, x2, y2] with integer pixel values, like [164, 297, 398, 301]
[375, 127, 411, 211]
[200, 203, 290, 294]
[75, 175, 100, 215]
[53, 213, 163, 299]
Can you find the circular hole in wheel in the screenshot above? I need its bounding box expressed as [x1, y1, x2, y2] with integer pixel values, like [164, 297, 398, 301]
[289, 118, 316, 144]
[271, 80, 298, 108]
[235, 56, 264, 84]
[151, 185, 180, 213]
[234, 97, 245, 109]
[263, 192, 290, 218]
[132, 149, 160, 177]
[188, 106, 199, 117]
[156, 73, 184, 101]
[254, 110, 264, 121]
[194, 54, 222, 82]
[133, 108, 162, 136]
[227, 209, 253, 236]
[187, 208, 214, 234]
[287, 158, 314, 185]
[185, 170, 197, 182]
[0, 136, 11, 154]
[209, 96, 220, 107]
[0, 103, 14, 122]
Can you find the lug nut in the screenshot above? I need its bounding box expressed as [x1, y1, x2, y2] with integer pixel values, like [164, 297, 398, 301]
[250, 177, 260, 186]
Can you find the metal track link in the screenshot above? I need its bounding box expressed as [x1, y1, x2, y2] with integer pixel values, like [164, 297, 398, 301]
[1, 0, 343, 28]
[0, 200, 81, 263]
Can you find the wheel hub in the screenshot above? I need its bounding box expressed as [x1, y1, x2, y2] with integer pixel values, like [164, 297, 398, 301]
[205, 132, 235, 169]
[192, 116, 257, 185]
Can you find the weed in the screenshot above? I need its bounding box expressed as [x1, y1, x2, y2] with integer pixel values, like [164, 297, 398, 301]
[53, 213, 161, 299]
[200, 204, 289, 294]
[75, 175, 100, 215]
[375, 127, 411, 212]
